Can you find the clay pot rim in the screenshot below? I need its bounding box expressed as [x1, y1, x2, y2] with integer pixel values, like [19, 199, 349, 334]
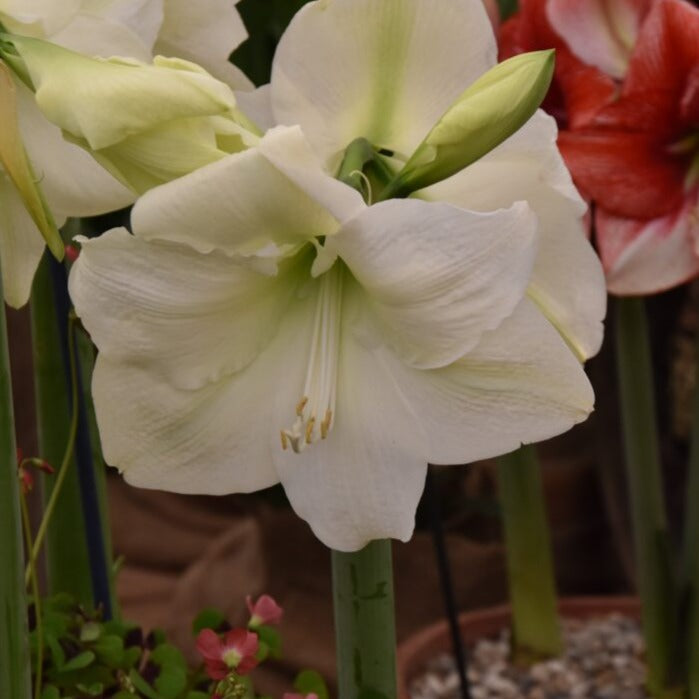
[396, 595, 641, 699]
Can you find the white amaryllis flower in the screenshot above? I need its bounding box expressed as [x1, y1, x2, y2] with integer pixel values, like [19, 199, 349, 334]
[69, 0, 606, 551]
[0, 0, 249, 308]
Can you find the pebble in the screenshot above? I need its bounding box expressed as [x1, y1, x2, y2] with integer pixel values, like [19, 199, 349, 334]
[409, 614, 649, 699]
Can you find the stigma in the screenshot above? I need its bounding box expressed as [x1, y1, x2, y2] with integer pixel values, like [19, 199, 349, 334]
[281, 266, 343, 453]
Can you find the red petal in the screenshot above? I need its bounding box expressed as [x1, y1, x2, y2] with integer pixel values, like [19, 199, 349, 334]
[596, 190, 699, 294]
[204, 660, 230, 681]
[547, 0, 652, 79]
[555, 48, 618, 128]
[558, 129, 686, 218]
[623, 0, 699, 130]
[195, 629, 223, 662]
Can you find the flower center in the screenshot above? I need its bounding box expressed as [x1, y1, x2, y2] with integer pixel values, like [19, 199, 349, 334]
[281, 265, 344, 453]
[222, 648, 242, 669]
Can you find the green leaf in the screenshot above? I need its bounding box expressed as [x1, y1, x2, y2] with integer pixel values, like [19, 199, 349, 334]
[184, 692, 210, 699]
[154, 665, 187, 699]
[293, 670, 329, 699]
[59, 650, 95, 673]
[150, 643, 185, 669]
[44, 634, 66, 670]
[40, 685, 60, 699]
[128, 669, 161, 699]
[192, 609, 227, 635]
[256, 626, 282, 659]
[93, 634, 124, 667]
[76, 681, 103, 695]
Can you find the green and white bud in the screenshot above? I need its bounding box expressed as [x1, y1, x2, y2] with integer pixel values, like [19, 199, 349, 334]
[0, 34, 260, 193]
[380, 50, 555, 200]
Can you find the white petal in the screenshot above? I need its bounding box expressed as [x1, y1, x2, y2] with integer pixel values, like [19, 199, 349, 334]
[424, 111, 606, 361]
[0, 175, 49, 308]
[47, 13, 153, 61]
[70, 228, 302, 390]
[235, 85, 274, 132]
[155, 0, 253, 89]
[132, 126, 358, 255]
[257, 125, 365, 223]
[0, 0, 81, 36]
[93, 290, 317, 494]
[547, 0, 644, 79]
[271, 0, 496, 163]
[80, 0, 164, 54]
[17, 82, 134, 218]
[273, 284, 429, 552]
[389, 297, 595, 465]
[332, 199, 538, 369]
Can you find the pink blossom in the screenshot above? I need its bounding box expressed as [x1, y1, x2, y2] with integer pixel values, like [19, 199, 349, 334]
[246, 594, 283, 628]
[196, 628, 259, 679]
[283, 694, 319, 699]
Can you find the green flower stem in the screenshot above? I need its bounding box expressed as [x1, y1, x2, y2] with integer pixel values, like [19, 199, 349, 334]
[31, 253, 92, 604]
[332, 540, 397, 699]
[496, 445, 563, 662]
[615, 297, 679, 698]
[683, 325, 699, 698]
[25, 310, 80, 587]
[19, 488, 43, 699]
[0, 269, 32, 699]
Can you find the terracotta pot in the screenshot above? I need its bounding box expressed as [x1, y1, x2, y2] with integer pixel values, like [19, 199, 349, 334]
[396, 596, 641, 699]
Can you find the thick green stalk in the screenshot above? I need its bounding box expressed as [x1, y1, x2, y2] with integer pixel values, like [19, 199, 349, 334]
[31, 253, 92, 604]
[497, 445, 562, 662]
[683, 326, 699, 698]
[615, 297, 679, 698]
[332, 540, 397, 699]
[0, 278, 32, 698]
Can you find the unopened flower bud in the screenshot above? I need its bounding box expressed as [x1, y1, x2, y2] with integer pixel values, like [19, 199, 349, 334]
[381, 50, 555, 199]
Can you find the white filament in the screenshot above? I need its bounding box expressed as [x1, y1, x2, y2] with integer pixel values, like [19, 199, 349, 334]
[281, 266, 343, 453]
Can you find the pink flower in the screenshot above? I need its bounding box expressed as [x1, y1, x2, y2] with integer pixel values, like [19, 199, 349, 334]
[246, 594, 283, 628]
[196, 628, 259, 679]
[283, 694, 319, 699]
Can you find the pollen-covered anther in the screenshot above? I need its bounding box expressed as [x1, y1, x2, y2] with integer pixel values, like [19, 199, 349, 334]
[280, 266, 343, 454]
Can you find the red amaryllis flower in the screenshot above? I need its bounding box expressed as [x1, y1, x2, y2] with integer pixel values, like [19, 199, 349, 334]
[196, 628, 259, 680]
[499, 0, 639, 127]
[557, 0, 699, 293]
[246, 594, 283, 628]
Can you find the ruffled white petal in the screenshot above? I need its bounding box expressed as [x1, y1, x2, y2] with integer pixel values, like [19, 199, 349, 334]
[424, 111, 606, 361]
[70, 228, 303, 390]
[0, 175, 50, 308]
[155, 0, 253, 89]
[131, 126, 359, 255]
[388, 297, 595, 465]
[273, 282, 428, 552]
[332, 199, 538, 369]
[271, 0, 496, 163]
[92, 289, 316, 494]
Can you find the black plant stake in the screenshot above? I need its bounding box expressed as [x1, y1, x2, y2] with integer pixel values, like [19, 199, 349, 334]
[49, 255, 112, 619]
[426, 466, 472, 699]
